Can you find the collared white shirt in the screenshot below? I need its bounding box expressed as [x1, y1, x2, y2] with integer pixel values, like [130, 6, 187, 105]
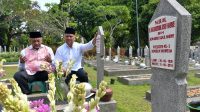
[19, 44, 54, 71]
[55, 40, 94, 71]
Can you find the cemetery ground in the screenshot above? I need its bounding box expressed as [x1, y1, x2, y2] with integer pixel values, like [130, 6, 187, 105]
[2, 65, 200, 112]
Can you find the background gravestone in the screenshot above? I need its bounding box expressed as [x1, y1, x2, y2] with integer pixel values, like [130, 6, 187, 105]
[149, 0, 191, 112]
[109, 47, 112, 61]
[137, 48, 140, 57]
[129, 46, 133, 58]
[117, 46, 120, 61]
[144, 45, 150, 67]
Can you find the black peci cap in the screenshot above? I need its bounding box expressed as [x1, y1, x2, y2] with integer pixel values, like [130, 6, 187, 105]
[29, 32, 42, 38]
[65, 27, 75, 34]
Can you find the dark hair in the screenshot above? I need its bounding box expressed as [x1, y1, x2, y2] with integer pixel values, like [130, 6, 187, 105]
[65, 27, 75, 34]
[29, 32, 42, 38]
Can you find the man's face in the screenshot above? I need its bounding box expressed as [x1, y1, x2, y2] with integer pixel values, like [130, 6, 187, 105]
[30, 38, 42, 49]
[64, 34, 75, 47]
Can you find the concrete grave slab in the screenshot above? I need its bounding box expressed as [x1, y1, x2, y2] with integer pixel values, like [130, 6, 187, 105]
[118, 74, 152, 85]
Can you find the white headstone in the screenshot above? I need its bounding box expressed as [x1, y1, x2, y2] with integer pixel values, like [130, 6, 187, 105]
[137, 48, 140, 57]
[4, 46, 6, 52]
[117, 46, 120, 60]
[9, 47, 11, 52]
[129, 46, 132, 58]
[109, 47, 112, 61]
[144, 45, 150, 67]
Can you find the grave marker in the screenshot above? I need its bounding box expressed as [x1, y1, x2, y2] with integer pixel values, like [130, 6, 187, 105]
[96, 26, 105, 88]
[109, 47, 112, 61]
[4, 46, 6, 52]
[148, 0, 191, 112]
[144, 45, 150, 67]
[137, 48, 140, 57]
[129, 46, 133, 58]
[117, 46, 120, 60]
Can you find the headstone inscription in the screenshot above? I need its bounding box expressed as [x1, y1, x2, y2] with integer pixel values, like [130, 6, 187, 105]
[148, 0, 191, 112]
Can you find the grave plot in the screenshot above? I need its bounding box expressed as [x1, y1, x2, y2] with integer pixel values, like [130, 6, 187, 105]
[145, 85, 200, 103]
[85, 60, 152, 76]
[117, 74, 152, 85]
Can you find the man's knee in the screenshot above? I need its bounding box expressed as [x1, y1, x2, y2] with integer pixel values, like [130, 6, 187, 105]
[13, 71, 22, 80]
[78, 72, 88, 82]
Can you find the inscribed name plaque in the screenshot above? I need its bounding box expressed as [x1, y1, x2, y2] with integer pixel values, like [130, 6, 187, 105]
[96, 26, 104, 54]
[148, 16, 177, 70]
[96, 35, 101, 53]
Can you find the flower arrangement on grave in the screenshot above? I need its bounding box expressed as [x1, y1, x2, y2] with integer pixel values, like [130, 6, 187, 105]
[0, 59, 6, 78]
[0, 59, 107, 112]
[0, 79, 34, 112]
[64, 75, 107, 112]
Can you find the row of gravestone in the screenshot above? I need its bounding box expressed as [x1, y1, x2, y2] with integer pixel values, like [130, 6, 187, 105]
[104, 46, 150, 64]
[0, 45, 28, 52]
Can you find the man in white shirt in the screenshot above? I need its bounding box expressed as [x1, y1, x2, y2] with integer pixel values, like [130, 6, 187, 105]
[55, 27, 96, 84]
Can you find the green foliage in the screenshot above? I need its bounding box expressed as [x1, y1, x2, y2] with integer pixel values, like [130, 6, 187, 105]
[184, 0, 200, 44]
[95, 5, 131, 48]
[0, 0, 32, 47]
[139, 0, 159, 47]
[2, 0, 200, 51]
[0, 52, 20, 62]
[71, 2, 100, 41]
[11, 34, 29, 48]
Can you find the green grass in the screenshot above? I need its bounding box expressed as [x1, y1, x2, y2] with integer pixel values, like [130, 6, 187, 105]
[2, 65, 200, 112]
[85, 65, 151, 112]
[187, 71, 200, 86]
[2, 66, 18, 79]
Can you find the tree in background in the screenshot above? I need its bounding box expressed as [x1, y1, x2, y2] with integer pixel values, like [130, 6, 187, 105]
[0, 0, 32, 50]
[183, 0, 200, 44]
[95, 5, 131, 48]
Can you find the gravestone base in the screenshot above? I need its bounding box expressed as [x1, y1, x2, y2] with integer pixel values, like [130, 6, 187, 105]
[117, 74, 151, 85]
[146, 85, 200, 103]
[99, 100, 117, 112]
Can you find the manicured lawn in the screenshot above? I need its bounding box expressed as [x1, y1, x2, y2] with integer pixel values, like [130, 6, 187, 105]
[85, 65, 151, 112]
[2, 66, 18, 79]
[2, 65, 200, 112]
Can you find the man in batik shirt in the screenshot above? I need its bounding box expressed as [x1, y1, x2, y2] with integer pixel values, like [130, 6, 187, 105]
[14, 31, 54, 94]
